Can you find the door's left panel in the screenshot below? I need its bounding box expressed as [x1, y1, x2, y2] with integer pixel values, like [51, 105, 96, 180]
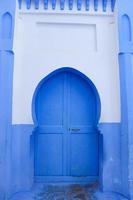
[34, 73, 65, 177]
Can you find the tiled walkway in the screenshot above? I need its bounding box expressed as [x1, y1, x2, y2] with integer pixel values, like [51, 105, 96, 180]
[33, 183, 98, 200]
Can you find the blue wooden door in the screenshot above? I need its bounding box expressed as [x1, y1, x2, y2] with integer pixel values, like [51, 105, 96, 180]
[34, 71, 99, 182]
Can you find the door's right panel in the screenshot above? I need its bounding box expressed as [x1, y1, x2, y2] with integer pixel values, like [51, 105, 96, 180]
[69, 73, 99, 176]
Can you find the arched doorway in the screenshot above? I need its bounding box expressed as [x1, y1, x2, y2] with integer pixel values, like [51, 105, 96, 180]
[32, 67, 101, 183]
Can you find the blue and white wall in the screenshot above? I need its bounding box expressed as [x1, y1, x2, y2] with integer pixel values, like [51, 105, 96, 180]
[1, 0, 133, 200]
[13, 5, 120, 124]
[10, 0, 122, 197]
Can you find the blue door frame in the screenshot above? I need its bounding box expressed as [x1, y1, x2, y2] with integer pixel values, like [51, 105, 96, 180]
[32, 67, 101, 183]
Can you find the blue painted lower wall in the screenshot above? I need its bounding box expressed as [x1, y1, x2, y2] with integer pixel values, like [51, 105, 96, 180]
[6, 122, 123, 199]
[99, 123, 121, 193]
[10, 125, 34, 197]
[119, 53, 133, 199]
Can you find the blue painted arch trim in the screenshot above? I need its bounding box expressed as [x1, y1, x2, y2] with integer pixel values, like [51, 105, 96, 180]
[32, 67, 101, 126]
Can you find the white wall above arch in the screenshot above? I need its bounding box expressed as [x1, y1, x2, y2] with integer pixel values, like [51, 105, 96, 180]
[12, 10, 120, 124]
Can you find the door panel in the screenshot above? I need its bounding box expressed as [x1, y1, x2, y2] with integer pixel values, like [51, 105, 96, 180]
[35, 134, 63, 176]
[70, 133, 99, 176]
[35, 72, 65, 176]
[68, 73, 98, 176]
[36, 73, 64, 126]
[69, 73, 96, 125]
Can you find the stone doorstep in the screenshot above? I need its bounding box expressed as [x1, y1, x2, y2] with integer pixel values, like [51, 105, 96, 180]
[9, 183, 129, 200]
[9, 191, 129, 200]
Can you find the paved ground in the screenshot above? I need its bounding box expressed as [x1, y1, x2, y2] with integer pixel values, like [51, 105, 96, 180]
[10, 183, 128, 200]
[33, 182, 98, 200]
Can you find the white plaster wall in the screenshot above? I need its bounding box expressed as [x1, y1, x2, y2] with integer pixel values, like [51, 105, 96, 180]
[12, 9, 120, 124]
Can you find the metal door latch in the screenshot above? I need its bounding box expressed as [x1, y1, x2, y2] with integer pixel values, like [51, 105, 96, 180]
[69, 128, 80, 132]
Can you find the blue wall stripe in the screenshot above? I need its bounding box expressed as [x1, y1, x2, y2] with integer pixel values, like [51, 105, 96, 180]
[17, 0, 116, 11]
[18, 0, 22, 9]
[94, 0, 98, 11]
[77, 0, 82, 10]
[68, 0, 73, 10]
[60, 0, 65, 10]
[102, 0, 107, 12]
[52, 0, 56, 9]
[111, 0, 116, 12]
[26, 0, 31, 9]
[85, 0, 90, 11]
[35, 0, 39, 9]
[44, 0, 48, 9]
